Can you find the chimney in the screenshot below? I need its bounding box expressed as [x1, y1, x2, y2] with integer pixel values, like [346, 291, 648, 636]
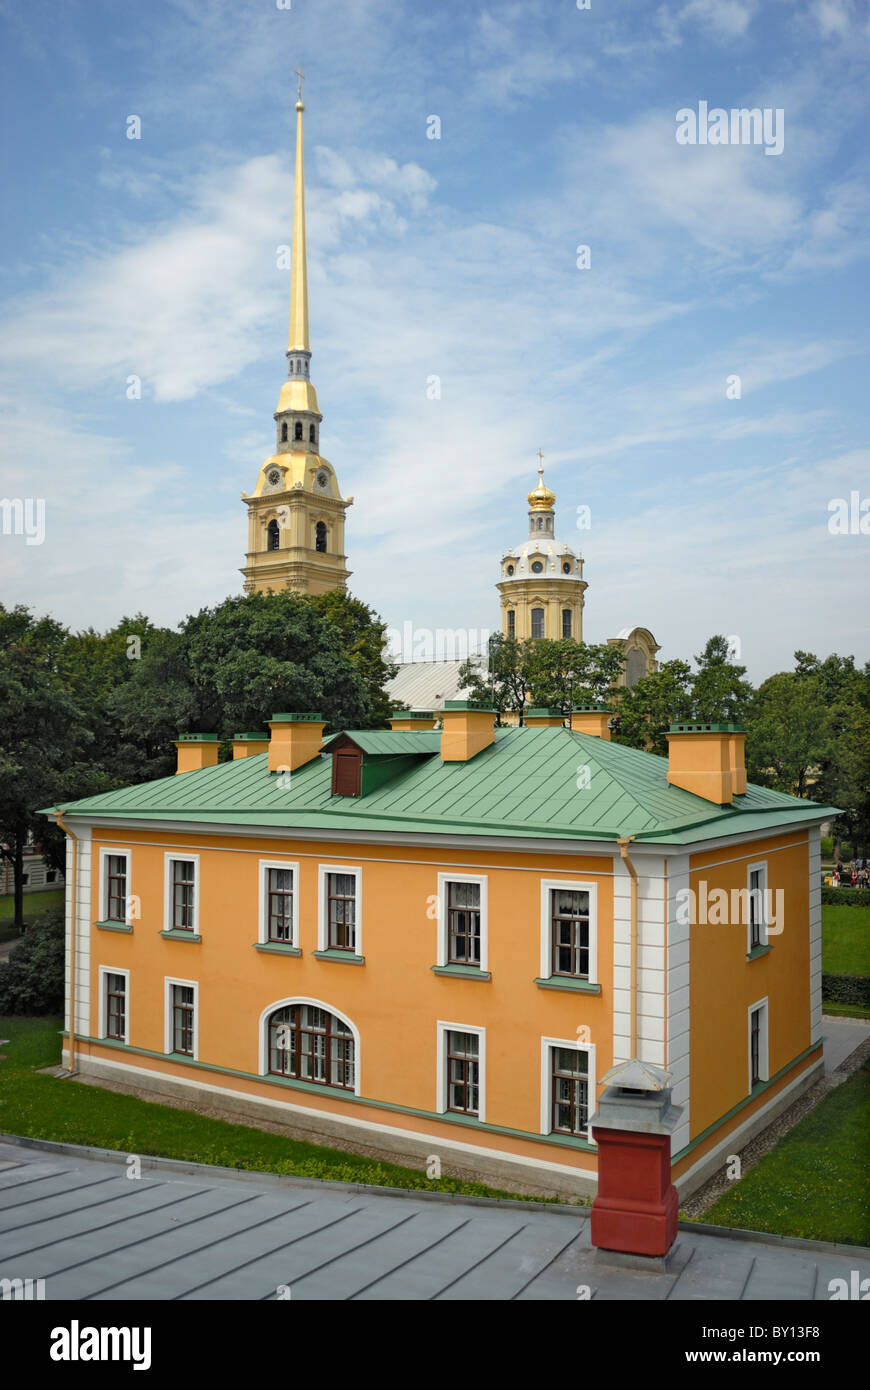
[729, 729, 747, 796]
[389, 710, 436, 731]
[232, 732, 269, 760]
[524, 707, 565, 728]
[666, 722, 745, 805]
[175, 734, 220, 775]
[570, 705, 612, 740]
[440, 701, 496, 762]
[268, 713, 326, 773]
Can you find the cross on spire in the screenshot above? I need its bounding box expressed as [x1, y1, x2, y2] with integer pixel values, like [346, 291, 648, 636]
[537, 447, 544, 474]
[295, 66, 305, 103]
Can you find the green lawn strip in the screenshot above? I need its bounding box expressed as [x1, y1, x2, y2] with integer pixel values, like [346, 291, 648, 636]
[822, 904, 870, 977]
[822, 1001, 870, 1020]
[698, 1060, 870, 1246]
[0, 1016, 562, 1204]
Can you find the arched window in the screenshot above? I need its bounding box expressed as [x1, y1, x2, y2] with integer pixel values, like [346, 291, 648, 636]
[267, 520, 280, 551]
[506, 609, 516, 638]
[309, 424, 316, 443]
[315, 521, 327, 553]
[294, 421, 303, 440]
[531, 608, 545, 639]
[562, 609, 572, 638]
[266, 1003, 355, 1090]
[536, 517, 543, 530]
[281, 422, 288, 442]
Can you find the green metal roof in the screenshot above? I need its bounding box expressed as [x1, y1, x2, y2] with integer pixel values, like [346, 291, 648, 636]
[43, 726, 837, 847]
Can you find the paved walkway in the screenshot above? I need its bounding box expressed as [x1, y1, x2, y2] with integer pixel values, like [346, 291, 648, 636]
[821, 1013, 870, 1073]
[0, 1139, 867, 1301]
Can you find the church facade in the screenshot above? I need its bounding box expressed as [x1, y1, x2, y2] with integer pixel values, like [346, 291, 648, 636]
[241, 90, 352, 597]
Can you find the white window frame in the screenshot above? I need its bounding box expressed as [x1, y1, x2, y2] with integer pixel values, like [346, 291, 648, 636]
[258, 859, 300, 947]
[98, 965, 130, 1044]
[164, 976, 199, 1059]
[163, 852, 200, 935]
[436, 873, 488, 971]
[98, 847, 132, 925]
[748, 997, 769, 1092]
[746, 860, 769, 953]
[540, 1036, 597, 1142]
[257, 996, 361, 1096]
[436, 1020, 486, 1123]
[539, 879, 598, 983]
[317, 864, 362, 954]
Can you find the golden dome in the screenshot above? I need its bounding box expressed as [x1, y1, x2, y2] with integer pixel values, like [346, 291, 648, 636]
[528, 465, 555, 511]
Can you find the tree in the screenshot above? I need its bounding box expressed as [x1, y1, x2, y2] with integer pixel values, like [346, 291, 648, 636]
[526, 641, 625, 716]
[610, 660, 694, 755]
[0, 606, 98, 928]
[306, 591, 397, 728]
[457, 635, 534, 723]
[745, 672, 830, 796]
[0, 906, 65, 1014]
[691, 635, 754, 724]
[178, 591, 376, 735]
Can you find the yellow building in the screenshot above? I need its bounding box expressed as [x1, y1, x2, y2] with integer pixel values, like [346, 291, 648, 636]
[241, 90, 352, 596]
[47, 713, 832, 1201]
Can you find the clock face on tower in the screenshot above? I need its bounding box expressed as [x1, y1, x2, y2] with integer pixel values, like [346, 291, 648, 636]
[267, 469, 281, 486]
[316, 470, 329, 489]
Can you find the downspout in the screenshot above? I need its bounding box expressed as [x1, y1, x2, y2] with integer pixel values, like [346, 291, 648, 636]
[54, 812, 78, 1074]
[617, 835, 638, 1059]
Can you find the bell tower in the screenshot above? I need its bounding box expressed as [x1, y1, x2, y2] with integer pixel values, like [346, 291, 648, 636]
[241, 76, 352, 596]
[497, 454, 587, 641]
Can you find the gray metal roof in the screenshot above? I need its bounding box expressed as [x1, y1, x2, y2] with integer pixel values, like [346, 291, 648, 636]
[386, 660, 482, 711]
[1, 1139, 867, 1301]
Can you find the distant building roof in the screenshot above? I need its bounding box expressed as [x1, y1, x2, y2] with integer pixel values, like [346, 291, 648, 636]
[386, 659, 482, 712]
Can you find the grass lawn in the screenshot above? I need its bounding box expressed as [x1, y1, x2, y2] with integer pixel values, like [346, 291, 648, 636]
[822, 903, 870, 977]
[0, 888, 64, 943]
[822, 1000, 870, 1020]
[0, 1015, 560, 1204]
[699, 1060, 870, 1246]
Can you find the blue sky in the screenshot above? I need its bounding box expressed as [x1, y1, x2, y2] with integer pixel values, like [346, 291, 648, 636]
[1, 0, 868, 681]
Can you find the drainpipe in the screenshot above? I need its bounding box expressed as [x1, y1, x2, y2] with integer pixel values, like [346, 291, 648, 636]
[54, 812, 78, 1074]
[617, 836, 638, 1059]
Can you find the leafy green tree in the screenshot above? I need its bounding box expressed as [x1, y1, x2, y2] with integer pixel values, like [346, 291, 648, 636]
[796, 653, 870, 853]
[178, 591, 375, 735]
[610, 660, 694, 755]
[745, 672, 830, 795]
[691, 635, 754, 724]
[457, 635, 533, 723]
[306, 591, 397, 727]
[526, 641, 625, 716]
[0, 606, 100, 927]
[0, 906, 65, 1013]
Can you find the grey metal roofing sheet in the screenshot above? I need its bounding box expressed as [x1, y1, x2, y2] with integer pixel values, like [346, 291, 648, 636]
[1, 1140, 866, 1301]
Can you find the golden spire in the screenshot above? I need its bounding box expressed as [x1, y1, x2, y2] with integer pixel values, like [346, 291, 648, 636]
[527, 450, 556, 510]
[288, 68, 309, 355]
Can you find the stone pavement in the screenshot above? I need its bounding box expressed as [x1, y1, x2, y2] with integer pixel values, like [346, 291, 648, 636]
[821, 1013, 870, 1074]
[0, 1138, 867, 1301]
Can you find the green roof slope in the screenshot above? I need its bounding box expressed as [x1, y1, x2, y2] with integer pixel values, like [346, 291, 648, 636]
[44, 726, 836, 847]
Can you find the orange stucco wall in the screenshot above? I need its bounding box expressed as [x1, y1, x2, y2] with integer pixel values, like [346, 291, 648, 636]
[84, 829, 615, 1159]
[686, 830, 812, 1140]
[78, 822, 817, 1178]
